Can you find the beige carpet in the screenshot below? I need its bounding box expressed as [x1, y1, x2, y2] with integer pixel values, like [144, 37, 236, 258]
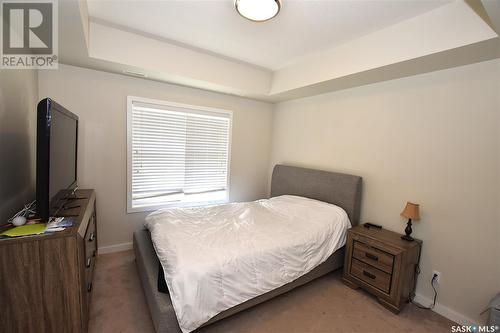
[89, 251, 454, 333]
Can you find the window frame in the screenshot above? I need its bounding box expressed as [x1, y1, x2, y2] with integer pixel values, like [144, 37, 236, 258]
[126, 96, 233, 213]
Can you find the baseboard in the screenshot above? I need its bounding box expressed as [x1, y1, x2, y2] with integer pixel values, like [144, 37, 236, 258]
[413, 293, 478, 326]
[98, 242, 133, 254]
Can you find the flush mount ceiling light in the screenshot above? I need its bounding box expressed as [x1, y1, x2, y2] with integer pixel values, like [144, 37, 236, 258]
[235, 0, 282, 22]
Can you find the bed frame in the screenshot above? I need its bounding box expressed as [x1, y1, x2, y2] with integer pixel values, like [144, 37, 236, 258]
[133, 164, 362, 333]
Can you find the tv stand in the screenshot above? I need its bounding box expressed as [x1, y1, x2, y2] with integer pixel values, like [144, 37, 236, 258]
[0, 189, 97, 332]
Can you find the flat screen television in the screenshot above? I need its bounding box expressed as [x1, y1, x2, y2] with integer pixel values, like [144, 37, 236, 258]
[36, 98, 78, 221]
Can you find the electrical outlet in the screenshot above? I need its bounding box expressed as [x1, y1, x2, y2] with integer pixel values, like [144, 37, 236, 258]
[432, 270, 441, 284]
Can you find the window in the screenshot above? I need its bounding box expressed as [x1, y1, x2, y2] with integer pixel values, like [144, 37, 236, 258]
[127, 96, 232, 212]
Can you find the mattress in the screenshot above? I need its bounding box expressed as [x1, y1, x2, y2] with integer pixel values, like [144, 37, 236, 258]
[145, 195, 351, 333]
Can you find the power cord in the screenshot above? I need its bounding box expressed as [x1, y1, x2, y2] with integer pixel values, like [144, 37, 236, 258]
[409, 268, 438, 310]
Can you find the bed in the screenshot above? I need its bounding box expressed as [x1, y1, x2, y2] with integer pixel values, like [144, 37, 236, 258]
[133, 164, 362, 333]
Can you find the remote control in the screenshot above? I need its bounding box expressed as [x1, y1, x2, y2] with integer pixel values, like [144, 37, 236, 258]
[363, 223, 383, 229]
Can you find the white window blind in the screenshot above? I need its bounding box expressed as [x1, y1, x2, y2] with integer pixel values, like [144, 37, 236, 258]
[128, 98, 231, 212]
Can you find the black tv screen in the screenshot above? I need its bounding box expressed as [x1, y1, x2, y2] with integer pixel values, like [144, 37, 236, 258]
[36, 98, 78, 221]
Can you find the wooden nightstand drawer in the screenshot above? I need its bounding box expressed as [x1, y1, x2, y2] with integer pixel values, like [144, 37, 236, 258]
[350, 258, 391, 293]
[353, 241, 394, 274]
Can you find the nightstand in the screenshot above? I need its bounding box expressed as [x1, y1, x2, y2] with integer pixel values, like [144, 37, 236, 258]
[342, 225, 422, 313]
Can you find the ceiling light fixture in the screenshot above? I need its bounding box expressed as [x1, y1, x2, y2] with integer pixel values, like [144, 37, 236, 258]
[235, 0, 282, 22]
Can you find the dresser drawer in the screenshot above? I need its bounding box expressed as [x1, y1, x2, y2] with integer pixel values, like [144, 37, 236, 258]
[83, 214, 97, 286]
[84, 258, 94, 301]
[350, 258, 391, 294]
[353, 241, 394, 274]
[83, 212, 97, 315]
[84, 215, 97, 258]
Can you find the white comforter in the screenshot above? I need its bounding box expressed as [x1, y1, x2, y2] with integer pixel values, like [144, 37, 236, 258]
[145, 195, 351, 333]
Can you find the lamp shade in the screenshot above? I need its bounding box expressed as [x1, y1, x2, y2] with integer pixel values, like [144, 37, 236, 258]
[401, 202, 420, 220]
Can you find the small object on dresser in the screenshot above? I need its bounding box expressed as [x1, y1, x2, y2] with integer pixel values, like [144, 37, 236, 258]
[12, 216, 26, 226]
[7, 200, 36, 226]
[45, 217, 75, 233]
[0, 223, 47, 237]
[400, 202, 420, 241]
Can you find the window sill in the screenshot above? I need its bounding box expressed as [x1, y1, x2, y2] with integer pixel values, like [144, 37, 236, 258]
[127, 198, 229, 214]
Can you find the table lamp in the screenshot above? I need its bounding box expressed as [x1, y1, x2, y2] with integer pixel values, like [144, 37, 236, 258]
[400, 202, 420, 241]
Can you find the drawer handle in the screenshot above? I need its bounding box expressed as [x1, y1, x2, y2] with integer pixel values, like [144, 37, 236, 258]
[86, 257, 91, 268]
[365, 253, 379, 261]
[88, 233, 95, 242]
[363, 270, 376, 280]
[92, 250, 96, 258]
[87, 282, 92, 293]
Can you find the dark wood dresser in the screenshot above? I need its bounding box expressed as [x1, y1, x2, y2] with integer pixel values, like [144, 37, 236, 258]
[0, 189, 97, 333]
[342, 225, 422, 313]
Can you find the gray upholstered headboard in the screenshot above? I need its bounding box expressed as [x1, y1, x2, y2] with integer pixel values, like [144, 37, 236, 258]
[270, 165, 363, 225]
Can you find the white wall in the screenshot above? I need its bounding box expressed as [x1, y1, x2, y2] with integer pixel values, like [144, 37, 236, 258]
[0, 70, 38, 224]
[38, 64, 273, 248]
[270, 59, 500, 324]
